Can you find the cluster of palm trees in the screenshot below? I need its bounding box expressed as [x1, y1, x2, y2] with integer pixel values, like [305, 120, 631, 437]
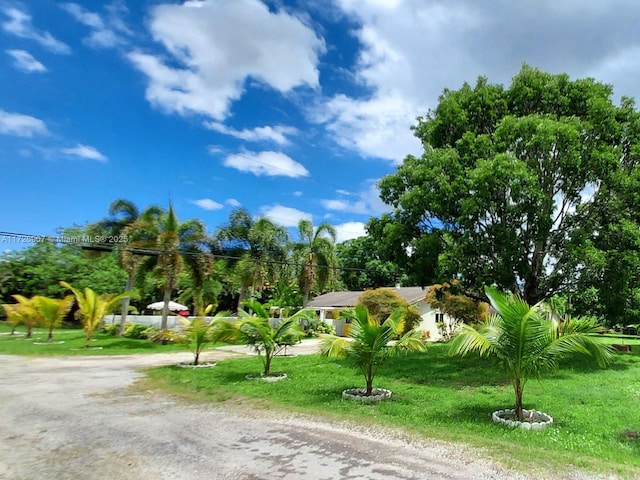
[95, 199, 340, 332]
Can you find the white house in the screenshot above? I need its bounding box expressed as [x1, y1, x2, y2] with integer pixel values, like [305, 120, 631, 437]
[307, 286, 453, 341]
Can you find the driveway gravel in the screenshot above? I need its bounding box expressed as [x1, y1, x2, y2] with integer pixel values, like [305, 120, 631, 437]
[0, 351, 618, 480]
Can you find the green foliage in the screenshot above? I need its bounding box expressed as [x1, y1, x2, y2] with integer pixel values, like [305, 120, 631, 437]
[379, 65, 640, 306]
[320, 305, 426, 395]
[212, 300, 312, 376]
[0, 228, 127, 303]
[178, 305, 230, 365]
[61, 281, 137, 348]
[336, 236, 405, 290]
[30, 295, 74, 342]
[449, 286, 613, 421]
[101, 323, 119, 336]
[123, 323, 154, 339]
[357, 288, 422, 336]
[293, 220, 338, 306]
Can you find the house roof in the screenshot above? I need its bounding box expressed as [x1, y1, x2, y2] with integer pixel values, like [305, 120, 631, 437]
[307, 286, 428, 308]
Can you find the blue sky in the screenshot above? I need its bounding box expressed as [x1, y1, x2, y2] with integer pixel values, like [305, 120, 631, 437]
[2, 0, 640, 245]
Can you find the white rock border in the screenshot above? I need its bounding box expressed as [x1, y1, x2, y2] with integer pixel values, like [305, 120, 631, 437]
[342, 388, 392, 403]
[176, 362, 217, 369]
[245, 373, 288, 382]
[492, 409, 553, 431]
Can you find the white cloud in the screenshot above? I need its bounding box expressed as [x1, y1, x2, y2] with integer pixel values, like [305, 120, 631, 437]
[321, 180, 390, 216]
[260, 204, 312, 227]
[293, 191, 303, 197]
[61, 3, 129, 48]
[225, 198, 242, 208]
[0, 110, 48, 137]
[191, 198, 223, 210]
[223, 151, 309, 178]
[127, 0, 323, 121]
[61, 144, 107, 162]
[1, 7, 70, 54]
[6, 49, 46, 73]
[319, 1, 640, 163]
[334, 221, 366, 243]
[205, 122, 297, 145]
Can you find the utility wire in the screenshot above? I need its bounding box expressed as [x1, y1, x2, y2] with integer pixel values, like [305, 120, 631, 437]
[0, 230, 376, 274]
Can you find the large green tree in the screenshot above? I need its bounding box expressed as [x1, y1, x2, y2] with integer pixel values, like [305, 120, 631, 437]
[380, 65, 640, 305]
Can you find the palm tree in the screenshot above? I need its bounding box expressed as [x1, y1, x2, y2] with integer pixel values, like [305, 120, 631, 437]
[31, 295, 74, 342]
[215, 209, 289, 310]
[320, 305, 426, 395]
[95, 199, 164, 336]
[179, 305, 230, 365]
[7, 295, 40, 338]
[449, 286, 613, 421]
[212, 299, 311, 376]
[294, 220, 338, 307]
[60, 281, 136, 348]
[140, 204, 210, 331]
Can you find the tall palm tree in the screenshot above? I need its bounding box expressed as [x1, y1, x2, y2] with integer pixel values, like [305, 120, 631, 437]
[215, 209, 288, 310]
[294, 220, 338, 307]
[95, 199, 164, 336]
[449, 286, 613, 421]
[60, 281, 135, 348]
[320, 305, 426, 395]
[138, 203, 210, 330]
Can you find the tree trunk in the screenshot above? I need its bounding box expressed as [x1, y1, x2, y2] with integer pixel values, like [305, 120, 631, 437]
[302, 288, 310, 308]
[118, 275, 135, 337]
[264, 350, 272, 376]
[27, 325, 32, 339]
[85, 333, 91, 348]
[514, 377, 524, 421]
[194, 350, 200, 366]
[366, 377, 373, 396]
[161, 286, 171, 331]
[237, 285, 248, 313]
[47, 327, 53, 343]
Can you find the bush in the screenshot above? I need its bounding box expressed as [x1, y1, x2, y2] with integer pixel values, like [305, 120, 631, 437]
[148, 329, 185, 345]
[123, 323, 151, 339]
[302, 319, 336, 337]
[101, 323, 119, 336]
[357, 288, 421, 337]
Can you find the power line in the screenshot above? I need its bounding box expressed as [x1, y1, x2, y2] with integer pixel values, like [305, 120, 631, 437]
[0, 230, 374, 274]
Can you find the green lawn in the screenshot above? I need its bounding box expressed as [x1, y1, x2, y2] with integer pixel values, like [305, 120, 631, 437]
[146, 340, 640, 478]
[0, 323, 192, 355]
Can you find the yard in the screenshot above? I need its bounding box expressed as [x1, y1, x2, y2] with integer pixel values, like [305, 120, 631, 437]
[146, 338, 640, 479]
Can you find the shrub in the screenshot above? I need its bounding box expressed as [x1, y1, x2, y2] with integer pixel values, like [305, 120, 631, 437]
[123, 323, 150, 339]
[148, 329, 184, 345]
[303, 318, 335, 337]
[101, 323, 119, 336]
[358, 288, 421, 337]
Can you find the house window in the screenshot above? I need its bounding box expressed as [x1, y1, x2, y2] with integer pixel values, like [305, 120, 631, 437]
[435, 313, 444, 322]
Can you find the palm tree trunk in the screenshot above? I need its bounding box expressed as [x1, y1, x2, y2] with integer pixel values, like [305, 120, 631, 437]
[302, 288, 310, 308]
[85, 332, 91, 348]
[26, 325, 33, 339]
[237, 285, 248, 313]
[264, 348, 273, 376]
[161, 286, 171, 331]
[47, 326, 53, 342]
[514, 377, 524, 421]
[118, 275, 135, 337]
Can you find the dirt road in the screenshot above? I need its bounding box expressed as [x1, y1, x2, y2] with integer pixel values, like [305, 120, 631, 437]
[0, 352, 604, 480]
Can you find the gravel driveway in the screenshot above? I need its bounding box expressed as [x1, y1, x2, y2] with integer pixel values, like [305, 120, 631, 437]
[0, 352, 614, 480]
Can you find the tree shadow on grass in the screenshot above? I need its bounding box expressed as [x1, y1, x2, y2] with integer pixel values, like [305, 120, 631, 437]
[102, 340, 157, 350]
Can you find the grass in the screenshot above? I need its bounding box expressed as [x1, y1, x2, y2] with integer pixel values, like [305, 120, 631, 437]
[145, 340, 640, 479]
[0, 323, 193, 355]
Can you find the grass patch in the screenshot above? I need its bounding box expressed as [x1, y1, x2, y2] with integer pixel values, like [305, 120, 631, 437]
[0, 323, 192, 355]
[146, 341, 640, 478]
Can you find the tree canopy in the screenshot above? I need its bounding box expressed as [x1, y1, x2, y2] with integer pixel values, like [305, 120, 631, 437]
[379, 65, 640, 306]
